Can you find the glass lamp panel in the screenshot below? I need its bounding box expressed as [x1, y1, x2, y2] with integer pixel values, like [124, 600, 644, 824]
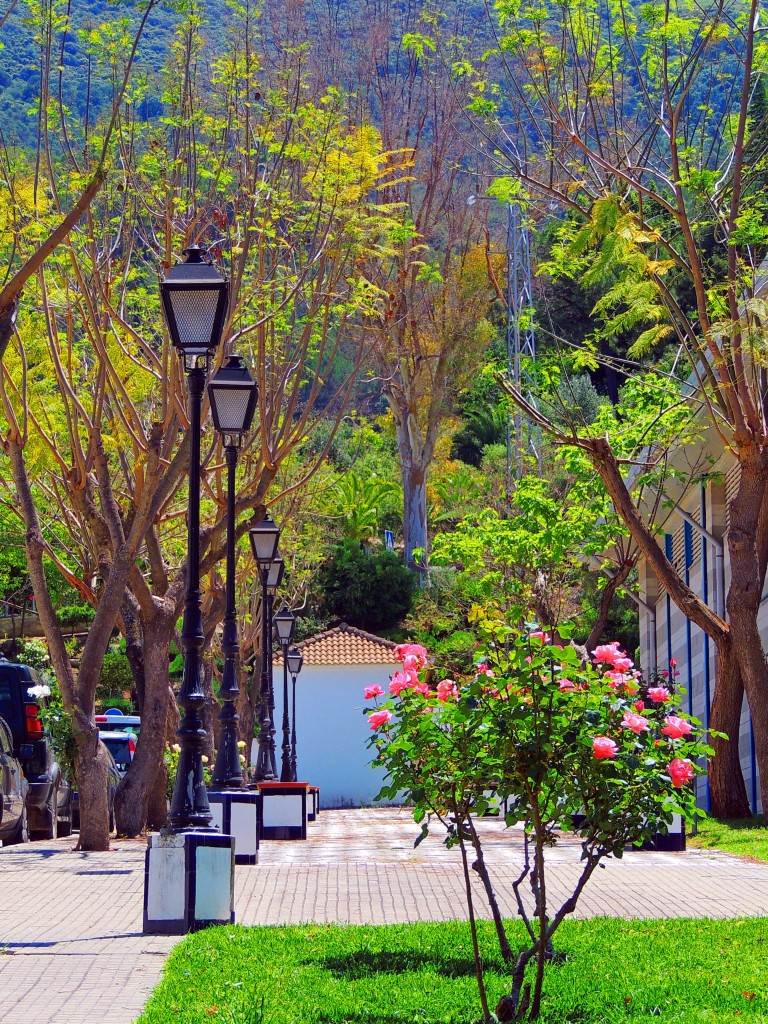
[167, 287, 223, 354]
[274, 607, 295, 643]
[287, 648, 303, 675]
[210, 385, 254, 433]
[249, 515, 280, 565]
[267, 555, 285, 590]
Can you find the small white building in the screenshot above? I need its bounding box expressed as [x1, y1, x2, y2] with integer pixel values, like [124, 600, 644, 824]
[273, 623, 402, 808]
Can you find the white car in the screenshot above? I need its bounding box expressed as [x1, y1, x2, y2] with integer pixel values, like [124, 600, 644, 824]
[98, 731, 136, 777]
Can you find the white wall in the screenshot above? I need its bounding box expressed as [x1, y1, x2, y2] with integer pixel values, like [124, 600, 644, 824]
[276, 661, 403, 809]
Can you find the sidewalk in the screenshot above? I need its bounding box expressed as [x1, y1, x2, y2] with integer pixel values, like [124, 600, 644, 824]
[3, 808, 768, 1023]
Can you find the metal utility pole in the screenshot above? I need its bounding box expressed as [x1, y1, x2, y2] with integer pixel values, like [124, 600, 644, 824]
[506, 201, 541, 487]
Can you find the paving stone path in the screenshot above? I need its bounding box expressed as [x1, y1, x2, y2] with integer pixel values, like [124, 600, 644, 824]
[2, 807, 768, 1023]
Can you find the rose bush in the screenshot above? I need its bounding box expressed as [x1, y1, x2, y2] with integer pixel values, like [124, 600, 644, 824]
[366, 611, 718, 1022]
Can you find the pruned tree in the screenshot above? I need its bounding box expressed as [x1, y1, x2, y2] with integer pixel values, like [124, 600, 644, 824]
[471, 0, 768, 815]
[0, 2, 400, 844]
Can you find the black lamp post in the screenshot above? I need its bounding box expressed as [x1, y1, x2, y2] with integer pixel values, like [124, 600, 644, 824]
[265, 554, 284, 779]
[273, 607, 296, 781]
[249, 514, 280, 781]
[161, 245, 228, 832]
[287, 647, 303, 781]
[208, 355, 258, 790]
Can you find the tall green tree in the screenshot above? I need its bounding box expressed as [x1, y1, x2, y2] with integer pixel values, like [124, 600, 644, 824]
[0, 2, 400, 844]
[471, 0, 768, 816]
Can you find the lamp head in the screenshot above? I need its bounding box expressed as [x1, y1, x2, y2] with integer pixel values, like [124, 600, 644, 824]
[274, 605, 296, 646]
[287, 647, 303, 676]
[160, 245, 229, 368]
[267, 553, 285, 591]
[208, 353, 258, 440]
[249, 513, 280, 567]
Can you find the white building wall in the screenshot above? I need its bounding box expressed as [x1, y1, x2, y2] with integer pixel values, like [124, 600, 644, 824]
[276, 660, 402, 809]
[638, 473, 762, 813]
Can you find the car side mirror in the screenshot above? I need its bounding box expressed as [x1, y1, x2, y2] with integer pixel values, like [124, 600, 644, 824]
[19, 744, 34, 758]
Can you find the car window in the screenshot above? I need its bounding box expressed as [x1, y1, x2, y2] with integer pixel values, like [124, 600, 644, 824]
[0, 675, 16, 723]
[103, 737, 131, 772]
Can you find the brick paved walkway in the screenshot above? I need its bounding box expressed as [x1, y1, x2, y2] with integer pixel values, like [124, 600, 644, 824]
[3, 807, 768, 1023]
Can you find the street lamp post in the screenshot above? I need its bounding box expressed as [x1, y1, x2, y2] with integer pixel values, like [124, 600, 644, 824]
[208, 355, 258, 789]
[265, 554, 284, 779]
[287, 647, 303, 782]
[145, 244, 235, 935]
[161, 245, 228, 832]
[273, 607, 296, 782]
[249, 515, 280, 781]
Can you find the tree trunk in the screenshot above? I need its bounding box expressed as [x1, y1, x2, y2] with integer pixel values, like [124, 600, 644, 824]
[726, 449, 768, 815]
[402, 463, 428, 573]
[200, 658, 216, 763]
[114, 606, 175, 837]
[238, 654, 260, 760]
[710, 638, 751, 818]
[75, 726, 111, 850]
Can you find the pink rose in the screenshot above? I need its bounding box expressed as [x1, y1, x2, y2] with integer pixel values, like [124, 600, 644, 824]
[368, 709, 392, 731]
[621, 711, 649, 735]
[530, 630, 551, 643]
[389, 668, 417, 696]
[559, 677, 577, 692]
[591, 642, 621, 664]
[647, 687, 671, 703]
[667, 757, 694, 787]
[605, 670, 627, 690]
[436, 679, 458, 702]
[669, 658, 677, 668]
[394, 643, 428, 667]
[413, 681, 430, 695]
[662, 715, 693, 739]
[634, 699, 645, 712]
[592, 736, 618, 760]
[390, 667, 421, 695]
[612, 656, 635, 672]
[364, 685, 384, 700]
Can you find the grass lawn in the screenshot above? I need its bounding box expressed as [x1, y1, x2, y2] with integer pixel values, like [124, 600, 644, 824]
[138, 917, 768, 1024]
[689, 815, 768, 862]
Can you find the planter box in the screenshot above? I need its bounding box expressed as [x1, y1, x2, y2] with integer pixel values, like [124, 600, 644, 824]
[569, 812, 685, 852]
[143, 830, 235, 935]
[258, 781, 309, 840]
[308, 786, 320, 822]
[208, 790, 260, 865]
[641, 814, 685, 852]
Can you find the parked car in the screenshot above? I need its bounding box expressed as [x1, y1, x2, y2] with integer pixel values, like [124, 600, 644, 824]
[72, 742, 121, 832]
[96, 709, 141, 734]
[0, 660, 72, 839]
[0, 715, 29, 845]
[100, 731, 136, 777]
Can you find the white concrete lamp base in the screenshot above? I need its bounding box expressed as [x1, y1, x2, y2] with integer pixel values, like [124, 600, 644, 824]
[257, 781, 309, 840]
[143, 830, 235, 935]
[208, 790, 260, 865]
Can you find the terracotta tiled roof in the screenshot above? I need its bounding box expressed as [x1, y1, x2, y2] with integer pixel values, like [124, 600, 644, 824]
[273, 622, 399, 666]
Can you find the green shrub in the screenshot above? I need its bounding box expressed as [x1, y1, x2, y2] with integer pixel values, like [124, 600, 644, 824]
[16, 637, 51, 672]
[56, 603, 95, 627]
[96, 695, 134, 715]
[98, 650, 134, 692]
[317, 540, 417, 631]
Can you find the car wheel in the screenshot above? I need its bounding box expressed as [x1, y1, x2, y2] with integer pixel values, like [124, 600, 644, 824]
[58, 791, 72, 838]
[40, 785, 59, 841]
[10, 803, 29, 845]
